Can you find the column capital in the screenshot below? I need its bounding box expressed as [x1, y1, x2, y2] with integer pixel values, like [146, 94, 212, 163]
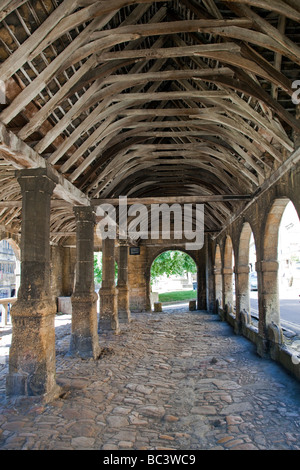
[73, 205, 95, 223]
[222, 267, 233, 275]
[235, 265, 250, 274]
[255, 260, 279, 272]
[16, 167, 58, 195]
[117, 240, 130, 247]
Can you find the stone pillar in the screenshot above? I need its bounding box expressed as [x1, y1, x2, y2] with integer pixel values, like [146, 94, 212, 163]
[128, 246, 149, 312]
[145, 270, 152, 312]
[69, 206, 100, 359]
[62, 246, 76, 296]
[214, 266, 222, 313]
[6, 168, 60, 401]
[197, 247, 206, 310]
[117, 243, 131, 323]
[222, 267, 233, 314]
[205, 237, 215, 313]
[256, 260, 280, 357]
[235, 265, 250, 334]
[99, 238, 119, 333]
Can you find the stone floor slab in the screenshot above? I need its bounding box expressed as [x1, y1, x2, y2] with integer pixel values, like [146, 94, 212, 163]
[1, 308, 300, 450]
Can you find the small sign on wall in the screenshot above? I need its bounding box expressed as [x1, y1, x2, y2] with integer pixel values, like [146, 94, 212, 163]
[130, 247, 140, 255]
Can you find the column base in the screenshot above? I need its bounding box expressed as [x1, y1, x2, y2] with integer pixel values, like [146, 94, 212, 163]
[256, 335, 269, 358]
[7, 299, 59, 401]
[117, 285, 131, 323]
[99, 287, 120, 334]
[118, 310, 132, 323]
[69, 294, 100, 359]
[6, 373, 62, 403]
[69, 334, 101, 360]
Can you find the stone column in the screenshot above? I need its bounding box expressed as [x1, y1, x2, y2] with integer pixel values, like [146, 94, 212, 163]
[197, 247, 206, 310]
[235, 265, 250, 334]
[214, 266, 222, 313]
[69, 206, 100, 359]
[117, 243, 131, 323]
[99, 238, 119, 333]
[256, 260, 280, 357]
[128, 246, 149, 312]
[222, 267, 233, 314]
[6, 168, 60, 401]
[205, 236, 215, 313]
[62, 246, 76, 296]
[145, 270, 152, 312]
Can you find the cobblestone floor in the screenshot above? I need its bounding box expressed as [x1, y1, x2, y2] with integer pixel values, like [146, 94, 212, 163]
[1, 306, 300, 450]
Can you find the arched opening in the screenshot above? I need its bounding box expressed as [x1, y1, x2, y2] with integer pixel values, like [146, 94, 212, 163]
[261, 198, 292, 335]
[223, 236, 235, 314]
[214, 244, 222, 311]
[237, 222, 258, 326]
[249, 232, 258, 324]
[150, 250, 197, 308]
[277, 201, 300, 348]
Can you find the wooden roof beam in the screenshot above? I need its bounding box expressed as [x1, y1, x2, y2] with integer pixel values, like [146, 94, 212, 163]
[223, 0, 300, 22]
[0, 12, 116, 125]
[0, 122, 90, 207]
[91, 195, 253, 205]
[224, 2, 300, 65]
[0, 0, 80, 82]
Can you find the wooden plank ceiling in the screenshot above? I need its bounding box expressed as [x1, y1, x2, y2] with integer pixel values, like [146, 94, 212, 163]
[0, 0, 299, 242]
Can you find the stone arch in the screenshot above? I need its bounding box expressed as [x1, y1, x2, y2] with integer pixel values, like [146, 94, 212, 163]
[147, 247, 199, 310]
[278, 200, 300, 289]
[258, 197, 296, 349]
[147, 246, 198, 273]
[224, 235, 234, 269]
[263, 198, 291, 262]
[235, 222, 257, 328]
[238, 222, 253, 268]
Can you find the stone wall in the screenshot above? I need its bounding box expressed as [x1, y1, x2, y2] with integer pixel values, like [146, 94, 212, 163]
[211, 162, 300, 379]
[127, 240, 208, 312]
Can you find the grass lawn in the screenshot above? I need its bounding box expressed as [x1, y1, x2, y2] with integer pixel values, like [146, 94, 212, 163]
[158, 290, 197, 303]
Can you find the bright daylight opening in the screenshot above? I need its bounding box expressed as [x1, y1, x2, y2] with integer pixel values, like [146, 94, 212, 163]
[150, 250, 197, 308]
[0, 239, 20, 365]
[249, 231, 258, 327]
[278, 202, 300, 352]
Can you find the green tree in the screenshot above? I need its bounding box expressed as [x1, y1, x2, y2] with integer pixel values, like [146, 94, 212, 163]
[151, 250, 196, 283]
[94, 253, 103, 284]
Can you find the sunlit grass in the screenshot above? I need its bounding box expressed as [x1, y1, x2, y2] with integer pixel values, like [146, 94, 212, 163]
[158, 290, 197, 303]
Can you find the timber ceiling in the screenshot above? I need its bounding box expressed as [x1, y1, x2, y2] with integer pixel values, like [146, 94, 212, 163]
[0, 0, 299, 243]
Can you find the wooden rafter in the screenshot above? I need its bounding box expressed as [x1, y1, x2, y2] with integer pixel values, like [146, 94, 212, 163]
[0, 0, 299, 237]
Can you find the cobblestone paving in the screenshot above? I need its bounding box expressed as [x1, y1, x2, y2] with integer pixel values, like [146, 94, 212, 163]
[1, 306, 300, 450]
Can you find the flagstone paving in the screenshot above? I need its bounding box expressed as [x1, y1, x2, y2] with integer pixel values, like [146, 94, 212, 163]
[0, 306, 300, 450]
